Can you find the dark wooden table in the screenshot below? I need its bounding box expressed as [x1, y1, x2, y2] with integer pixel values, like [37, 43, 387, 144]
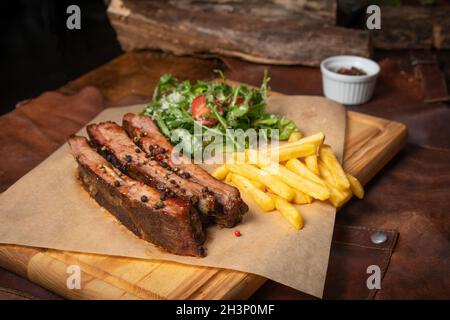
[0, 51, 449, 299]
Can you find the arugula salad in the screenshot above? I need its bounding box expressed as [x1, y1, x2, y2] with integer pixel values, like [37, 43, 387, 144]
[142, 72, 298, 155]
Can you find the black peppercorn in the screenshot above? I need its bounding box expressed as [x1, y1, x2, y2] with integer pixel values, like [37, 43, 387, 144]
[114, 180, 121, 187]
[170, 179, 177, 185]
[180, 172, 191, 179]
[135, 148, 141, 153]
[154, 200, 165, 209]
[160, 161, 170, 169]
[159, 147, 166, 154]
[156, 182, 166, 190]
[124, 155, 132, 163]
[145, 153, 150, 158]
[140, 195, 148, 203]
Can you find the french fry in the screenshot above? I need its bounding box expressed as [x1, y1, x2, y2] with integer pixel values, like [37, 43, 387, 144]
[225, 172, 233, 183]
[211, 164, 228, 180]
[277, 132, 325, 150]
[231, 133, 323, 165]
[285, 158, 327, 187]
[288, 132, 303, 142]
[223, 132, 361, 210]
[251, 179, 266, 191]
[226, 164, 295, 201]
[318, 160, 335, 185]
[272, 143, 316, 162]
[347, 173, 364, 199]
[293, 190, 313, 204]
[319, 145, 350, 190]
[304, 155, 320, 176]
[226, 173, 264, 190]
[328, 186, 352, 208]
[231, 174, 275, 211]
[224, 151, 247, 165]
[246, 149, 272, 167]
[261, 163, 330, 201]
[318, 161, 352, 207]
[269, 194, 304, 230]
[249, 133, 323, 165]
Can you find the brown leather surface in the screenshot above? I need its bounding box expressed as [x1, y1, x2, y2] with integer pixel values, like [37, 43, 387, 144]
[0, 87, 105, 193]
[0, 275, 61, 300]
[252, 226, 399, 300]
[410, 51, 449, 103]
[0, 288, 34, 300]
[0, 51, 449, 299]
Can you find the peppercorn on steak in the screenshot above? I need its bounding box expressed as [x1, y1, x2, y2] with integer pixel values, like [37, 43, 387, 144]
[122, 113, 248, 227]
[68, 116, 248, 257]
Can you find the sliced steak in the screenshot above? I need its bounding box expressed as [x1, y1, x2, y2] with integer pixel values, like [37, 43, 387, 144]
[86, 122, 216, 218]
[68, 135, 205, 257]
[123, 113, 248, 227]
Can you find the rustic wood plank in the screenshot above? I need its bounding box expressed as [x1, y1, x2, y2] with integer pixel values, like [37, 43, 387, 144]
[107, 0, 370, 66]
[372, 6, 450, 50]
[160, 0, 337, 24]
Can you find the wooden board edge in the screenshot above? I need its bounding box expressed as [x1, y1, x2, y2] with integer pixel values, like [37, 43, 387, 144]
[0, 245, 41, 278]
[188, 270, 266, 300]
[345, 111, 408, 185]
[27, 252, 142, 300]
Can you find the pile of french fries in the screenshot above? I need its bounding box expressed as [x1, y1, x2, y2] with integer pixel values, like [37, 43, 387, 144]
[212, 132, 364, 230]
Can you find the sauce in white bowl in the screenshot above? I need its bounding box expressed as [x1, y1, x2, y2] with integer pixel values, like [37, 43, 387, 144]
[320, 56, 380, 105]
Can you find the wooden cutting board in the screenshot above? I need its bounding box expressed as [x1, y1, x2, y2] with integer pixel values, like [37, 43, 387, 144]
[0, 98, 407, 300]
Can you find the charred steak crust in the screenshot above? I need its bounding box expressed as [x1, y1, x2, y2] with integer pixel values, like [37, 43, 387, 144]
[122, 113, 248, 227]
[86, 122, 216, 218]
[68, 136, 205, 257]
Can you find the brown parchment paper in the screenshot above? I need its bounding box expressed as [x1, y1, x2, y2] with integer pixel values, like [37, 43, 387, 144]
[0, 96, 346, 298]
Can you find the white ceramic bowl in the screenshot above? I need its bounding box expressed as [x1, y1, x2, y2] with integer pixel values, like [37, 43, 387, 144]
[320, 56, 380, 105]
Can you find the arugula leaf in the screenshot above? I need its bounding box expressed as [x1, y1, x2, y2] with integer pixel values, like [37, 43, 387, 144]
[142, 72, 299, 158]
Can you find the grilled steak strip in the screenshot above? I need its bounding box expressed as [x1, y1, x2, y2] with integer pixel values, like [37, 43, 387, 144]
[122, 113, 248, 227]
[86, 122, 216, 217]
[68, 136, 205, 257]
